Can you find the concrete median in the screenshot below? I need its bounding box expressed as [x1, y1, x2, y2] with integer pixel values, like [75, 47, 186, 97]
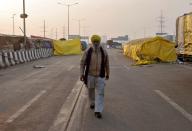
[0, 48, 54, 70]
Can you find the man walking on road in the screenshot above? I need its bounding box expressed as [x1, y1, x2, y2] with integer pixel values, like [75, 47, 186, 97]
[80, 35, 110, 119]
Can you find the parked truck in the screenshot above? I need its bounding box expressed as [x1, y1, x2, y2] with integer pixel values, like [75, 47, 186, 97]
[176, 12, 192, 61]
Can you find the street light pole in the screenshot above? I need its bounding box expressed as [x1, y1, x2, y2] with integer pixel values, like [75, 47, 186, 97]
[12, 14, 16, 35]
[68, 5, 70, 40]
[73, 19, 85, 37]
[78, 20, 80, 36]
[23, 0, 26, 47]
[20, 0, 28, 48]
[58, 2, 78, 40]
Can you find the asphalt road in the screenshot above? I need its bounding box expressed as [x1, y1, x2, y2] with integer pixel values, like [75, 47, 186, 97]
[0, 49, 192, 131]
[74, 49, 192, 131]
[0, 55, 81, 131]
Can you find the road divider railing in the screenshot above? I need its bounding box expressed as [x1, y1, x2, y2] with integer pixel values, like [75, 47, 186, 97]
[0, 48, 53, 69]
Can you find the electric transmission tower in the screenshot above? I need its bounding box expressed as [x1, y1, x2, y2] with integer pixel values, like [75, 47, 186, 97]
[41, 20, 47, 38]
[157, 10, 166, 34]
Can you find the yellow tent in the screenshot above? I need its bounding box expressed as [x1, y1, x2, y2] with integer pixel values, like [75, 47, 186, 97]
[53, 39, 81, 56]
[123, 37, 177, 65]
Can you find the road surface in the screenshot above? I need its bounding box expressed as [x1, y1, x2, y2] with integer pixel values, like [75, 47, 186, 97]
[0, 49, 192, 131]
[69, 49, 192, 131]
[0, 55, 80, 131]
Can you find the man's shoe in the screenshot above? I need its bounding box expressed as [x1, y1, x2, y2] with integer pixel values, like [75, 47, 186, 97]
[90, 104, 95, 110]
[95, 112, 102, 119]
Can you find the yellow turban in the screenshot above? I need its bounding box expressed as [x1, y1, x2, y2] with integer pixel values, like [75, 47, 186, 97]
[91, 35, 101, 43]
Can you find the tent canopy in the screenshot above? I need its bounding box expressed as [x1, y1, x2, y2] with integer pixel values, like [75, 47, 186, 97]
[123, 37, 177, 65]
[53, 39, 82, 56]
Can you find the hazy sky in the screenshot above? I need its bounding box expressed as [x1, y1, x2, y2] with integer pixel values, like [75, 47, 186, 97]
[0, 0, 192, 39]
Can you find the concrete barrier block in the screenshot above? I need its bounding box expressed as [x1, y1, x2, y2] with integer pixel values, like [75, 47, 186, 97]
[37, 49, 41, 59]
[21, 51, 27, 62]
[31, 49, 36, 60]
[42, 48, 45, 58]
[34, 49, 38, 59]
[3, 52, 10, 67]
[28, 50, 33, 61]
[25, 50, 30, 62]
[40, 48, 43, 58]
[45, 48, 48, 57]
[0, 52, 5, 68]
[17, 51, 24, 63]
[13, 51, 20, 64]
[38, 48, 41, 58]
[48, 48, 53, 57]
[8, 52, 16, 66]
[48, 49, 51, 57]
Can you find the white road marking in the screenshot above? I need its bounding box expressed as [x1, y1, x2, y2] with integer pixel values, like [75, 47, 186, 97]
[6, 90, 47, 123]
[67, 65, 74, 71]
[155, 90, 192, 122]
[123, 65, 130, 70]
[66, 84, 87, 131]
[48, 80, 83, 131]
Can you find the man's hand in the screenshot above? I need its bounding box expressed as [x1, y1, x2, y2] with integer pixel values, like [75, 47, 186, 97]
[105, 75, 109, 80]
[80, 75, 85, 81]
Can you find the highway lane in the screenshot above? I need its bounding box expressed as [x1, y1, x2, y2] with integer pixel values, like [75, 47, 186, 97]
[76, 49, 192, 131]
[0, 55, 81, 131]
[0, 49, 192, 131]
